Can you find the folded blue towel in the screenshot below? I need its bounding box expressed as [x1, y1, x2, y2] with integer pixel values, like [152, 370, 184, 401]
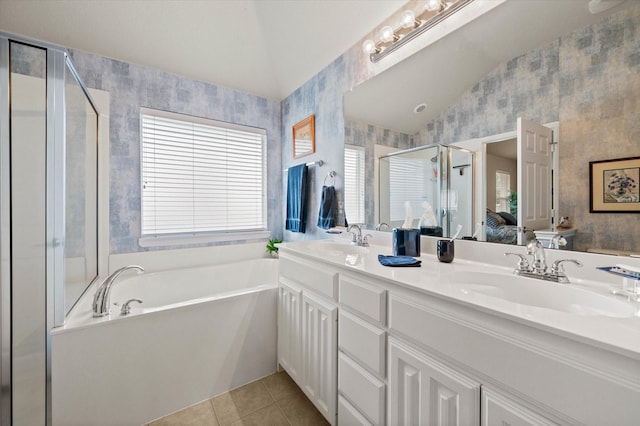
[378, 255, 421, 267]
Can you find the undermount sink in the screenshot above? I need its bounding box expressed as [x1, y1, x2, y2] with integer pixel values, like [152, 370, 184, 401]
[447, 271, 638, 318]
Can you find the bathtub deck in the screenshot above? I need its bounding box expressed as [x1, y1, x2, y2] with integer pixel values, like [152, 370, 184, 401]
[148, 370, 329, 426]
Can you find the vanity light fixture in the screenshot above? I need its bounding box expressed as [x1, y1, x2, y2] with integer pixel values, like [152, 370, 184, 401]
[362, 0, 473, 63]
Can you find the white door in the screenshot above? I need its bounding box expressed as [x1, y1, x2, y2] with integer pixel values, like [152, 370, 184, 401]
[277, 282, 302, 383]
[388, 337, 480, 426]
[302, 291, 338, 425]
[517, 117, 553, 244]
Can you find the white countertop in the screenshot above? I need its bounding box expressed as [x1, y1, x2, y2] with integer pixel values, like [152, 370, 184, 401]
[279, 238, 640, 360]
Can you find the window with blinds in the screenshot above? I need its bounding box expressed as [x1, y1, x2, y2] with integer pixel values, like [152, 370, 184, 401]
[140, 108, 266, 238]
[344, 146, 365, 224]
[389, 156, 430, 221]
[495, 170, 511, 212]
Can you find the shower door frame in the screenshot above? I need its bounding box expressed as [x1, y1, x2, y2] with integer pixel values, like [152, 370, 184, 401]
[0, 32, 88, 426]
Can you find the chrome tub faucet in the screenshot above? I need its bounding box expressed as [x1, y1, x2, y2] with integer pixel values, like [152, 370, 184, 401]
[92, 265, 144, 317]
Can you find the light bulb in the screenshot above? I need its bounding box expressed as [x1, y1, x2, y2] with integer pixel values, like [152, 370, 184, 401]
[379, 26, 396, 43]
[362, 39, 377, 55]
[400, 10, 418, 29]
[425, 0, 442, 12]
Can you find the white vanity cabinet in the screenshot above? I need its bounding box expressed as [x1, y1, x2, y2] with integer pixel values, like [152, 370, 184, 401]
[278, 243, 640, 426]
[301, 290, 338, 422]
[277, 281, 302, 382]
[337, 273, 388, 425]
[278, 255, 338, 425]
[388, 337, 480, 426]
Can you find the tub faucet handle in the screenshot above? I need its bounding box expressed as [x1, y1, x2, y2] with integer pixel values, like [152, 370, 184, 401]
[120, 298, 142, 316]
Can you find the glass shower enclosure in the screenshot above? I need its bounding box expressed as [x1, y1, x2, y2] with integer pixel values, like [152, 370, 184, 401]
[378, 144, 474, 238]
[0, 33, 99, 425]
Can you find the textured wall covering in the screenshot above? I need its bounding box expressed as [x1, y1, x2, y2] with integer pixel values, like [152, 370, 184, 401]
[558, 6, 640, 252]
[68, 50, 282, 254]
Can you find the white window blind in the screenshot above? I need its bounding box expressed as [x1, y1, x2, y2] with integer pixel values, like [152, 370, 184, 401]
[344, 146, 365, 224]
[389, 156, 430, 221]
[140, 108, 266, 237]
[496, 170, 511, 212]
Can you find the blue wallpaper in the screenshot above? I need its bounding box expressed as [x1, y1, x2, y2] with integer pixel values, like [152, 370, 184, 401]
[68, 50, 282, 254]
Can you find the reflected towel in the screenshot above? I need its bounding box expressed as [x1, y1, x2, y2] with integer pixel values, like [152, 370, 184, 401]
[317, 185, 337, 229]
[285, 164, 308, 233]
[378, 254, 422, 267]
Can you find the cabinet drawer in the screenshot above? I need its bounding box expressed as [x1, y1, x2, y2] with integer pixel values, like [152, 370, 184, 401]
[338, 395, 373, 426]
[279, 257, 338, 300]
[482, 387, 557, 426]
[338, 311, 385, 377]
[338, 352, 385, 425]
[339, 275, 386, 325]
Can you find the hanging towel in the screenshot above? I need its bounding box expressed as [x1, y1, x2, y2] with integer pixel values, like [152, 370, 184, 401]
[317, 185, 337, 229]
[285, 163, 308, 233]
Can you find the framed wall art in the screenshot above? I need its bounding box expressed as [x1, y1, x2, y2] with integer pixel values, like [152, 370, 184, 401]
[590, 156, 640, 213]
[292, 115, 315, 159]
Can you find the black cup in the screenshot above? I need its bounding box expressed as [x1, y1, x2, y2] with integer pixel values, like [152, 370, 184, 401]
[437, 239, 454, 263]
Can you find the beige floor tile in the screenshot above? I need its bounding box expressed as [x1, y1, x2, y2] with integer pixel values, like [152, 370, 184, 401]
[148, 400, 219, 426]
[212, 380, 275, 425]
[277, 393, 330, 426]
[229, 403, 290, 426]
[262, 371, 302, 402]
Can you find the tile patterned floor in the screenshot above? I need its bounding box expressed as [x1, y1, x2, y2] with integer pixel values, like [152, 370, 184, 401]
[148, 371, 330, 426]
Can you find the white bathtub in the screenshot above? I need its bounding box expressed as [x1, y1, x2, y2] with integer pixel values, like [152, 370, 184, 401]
[52, 258, 279, 426]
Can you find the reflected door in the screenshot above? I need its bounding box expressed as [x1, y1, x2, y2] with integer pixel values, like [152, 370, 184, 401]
[517, 117, 553, 245]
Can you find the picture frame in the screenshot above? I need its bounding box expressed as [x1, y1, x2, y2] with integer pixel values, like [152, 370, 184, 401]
[292, 115, 315, 159]
[589, 156, 640, 213]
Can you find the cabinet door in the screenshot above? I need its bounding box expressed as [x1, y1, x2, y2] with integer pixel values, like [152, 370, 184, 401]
[482, 387, 557, 426]
[278, 282, 302, 383]
[388, 337, 480, 426]
[302, 291, 338, 425]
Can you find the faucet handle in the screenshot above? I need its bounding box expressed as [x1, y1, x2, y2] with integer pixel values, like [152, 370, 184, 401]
[120, 298, 142, 316]
[550, 259, 583, 282]
[504, 252, 531, 274]
[362, 234, 373, 247]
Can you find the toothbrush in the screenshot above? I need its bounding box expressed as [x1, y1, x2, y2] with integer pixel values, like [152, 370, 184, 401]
[450, 224, 463, 242]
[471, 223, 481, 239]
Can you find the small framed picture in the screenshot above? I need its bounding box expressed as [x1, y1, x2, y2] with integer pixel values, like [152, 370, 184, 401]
[589, 156, 640, 213]
[292, 115, 315, 159]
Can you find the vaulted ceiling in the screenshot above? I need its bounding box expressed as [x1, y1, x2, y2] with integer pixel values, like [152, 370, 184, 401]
[0, 0, 407, 100]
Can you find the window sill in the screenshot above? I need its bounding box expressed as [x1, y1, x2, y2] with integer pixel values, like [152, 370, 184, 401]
[139, 230, 271, 248]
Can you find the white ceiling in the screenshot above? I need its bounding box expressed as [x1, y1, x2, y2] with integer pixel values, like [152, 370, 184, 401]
[0, 0, 407, 100]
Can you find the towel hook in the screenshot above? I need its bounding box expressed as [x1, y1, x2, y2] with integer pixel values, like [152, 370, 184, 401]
[324, 170, 336, 186]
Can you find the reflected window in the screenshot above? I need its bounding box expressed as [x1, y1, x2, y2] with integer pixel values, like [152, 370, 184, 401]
[344, 146, 365, 224]
[496, 170, 511, 212]
[389, 156, 430, 222]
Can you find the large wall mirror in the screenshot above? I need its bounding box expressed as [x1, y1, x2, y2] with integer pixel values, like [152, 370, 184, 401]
[344, 0, 639, 255]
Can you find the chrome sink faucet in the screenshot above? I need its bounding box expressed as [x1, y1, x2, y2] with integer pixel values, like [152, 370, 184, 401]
[347, 224, 364, 246]
[92, 265, 144, 317]
[527, 239, 547, 274]
[505, 239, 583, 283]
